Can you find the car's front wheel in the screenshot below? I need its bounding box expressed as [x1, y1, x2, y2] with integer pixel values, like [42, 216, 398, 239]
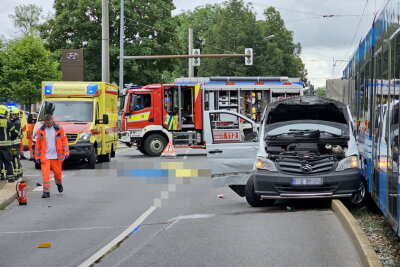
[245, 176, 275, 207]
[347, 179, 367, 208]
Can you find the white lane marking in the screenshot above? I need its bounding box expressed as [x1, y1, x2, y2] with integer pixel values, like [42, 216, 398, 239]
[79, 206, 157, 267]
[165, 214, 215, 230]
[0, 226, 127, 235]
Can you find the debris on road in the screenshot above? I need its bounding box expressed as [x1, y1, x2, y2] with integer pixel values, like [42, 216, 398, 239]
[217, 194, 226, 199]
[37, 242, 52, 248]
[36, 183, 41, 187]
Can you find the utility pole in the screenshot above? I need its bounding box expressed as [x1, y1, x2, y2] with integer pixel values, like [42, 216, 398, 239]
[119, 0, 124, 91]
[188, 27, 194, 77]
[102, 0, 110, 82]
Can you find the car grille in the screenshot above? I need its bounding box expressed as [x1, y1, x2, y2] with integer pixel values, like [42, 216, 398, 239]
[66, 133, 78, 144]
[274, 183, 338, 193]
[277, 157, 335, 175]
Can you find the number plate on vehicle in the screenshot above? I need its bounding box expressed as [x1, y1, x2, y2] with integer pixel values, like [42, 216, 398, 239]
[290, 178, 323, 186]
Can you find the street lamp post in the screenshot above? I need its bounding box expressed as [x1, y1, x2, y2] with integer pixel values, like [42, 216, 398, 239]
[102, 0, 110, 83]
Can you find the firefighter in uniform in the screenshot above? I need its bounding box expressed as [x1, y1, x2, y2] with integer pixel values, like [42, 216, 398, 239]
[9, 107, 23, 178]
[35, 115, 69, 198]
[0, 105, 15, 182]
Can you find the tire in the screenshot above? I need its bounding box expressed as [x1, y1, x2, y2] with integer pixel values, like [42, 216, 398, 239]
[111, 145, 116, 158]
[143, 134, 167, 156]
[137, 144, 147, 155]
[88, 146, 97, 169]
[99, 152, 111, 163]
[35, 162, 41, 170]
[346, 179, 367, 208]
[245, 176, 275, 207]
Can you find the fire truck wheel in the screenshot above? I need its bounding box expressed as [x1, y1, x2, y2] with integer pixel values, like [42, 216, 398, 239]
[144, 134, 166, 156]
[137, 145, 147, 155]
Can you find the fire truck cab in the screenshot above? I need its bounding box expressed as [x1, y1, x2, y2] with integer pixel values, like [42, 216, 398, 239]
[119, 83, 204, 156]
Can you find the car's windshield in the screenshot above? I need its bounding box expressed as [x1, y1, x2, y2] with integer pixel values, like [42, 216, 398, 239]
[38, 101, 93, 122]
[267, 123, 345, 136]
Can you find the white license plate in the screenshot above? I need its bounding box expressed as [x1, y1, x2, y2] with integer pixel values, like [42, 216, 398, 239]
[290, 178, 323, 186]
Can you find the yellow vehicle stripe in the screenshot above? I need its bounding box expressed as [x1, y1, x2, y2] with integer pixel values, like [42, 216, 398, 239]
[128, 112, 150, 122]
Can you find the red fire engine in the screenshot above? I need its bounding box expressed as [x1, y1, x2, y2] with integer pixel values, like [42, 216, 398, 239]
[119, 77, 304, 156]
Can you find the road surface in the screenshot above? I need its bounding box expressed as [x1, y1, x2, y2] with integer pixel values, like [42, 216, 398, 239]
[0, 148, 361, 267]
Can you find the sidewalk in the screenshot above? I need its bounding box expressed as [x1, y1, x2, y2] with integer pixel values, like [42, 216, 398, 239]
[0, 180, 17, 209]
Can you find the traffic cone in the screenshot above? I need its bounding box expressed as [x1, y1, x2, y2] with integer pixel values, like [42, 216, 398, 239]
[160, 142, 177, 158]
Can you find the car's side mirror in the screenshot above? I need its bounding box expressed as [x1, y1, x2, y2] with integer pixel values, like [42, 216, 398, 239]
[96, 114, 109, 125]
[102, 114, 109, 125]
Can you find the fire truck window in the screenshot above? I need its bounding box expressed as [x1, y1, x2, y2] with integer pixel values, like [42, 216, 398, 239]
[164, 87, 178, 115]
[134, 94, 151, 111]
[210, 113, 256, 143]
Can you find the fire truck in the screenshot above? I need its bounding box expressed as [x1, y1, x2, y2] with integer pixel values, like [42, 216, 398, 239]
[119, 77, 304, 156]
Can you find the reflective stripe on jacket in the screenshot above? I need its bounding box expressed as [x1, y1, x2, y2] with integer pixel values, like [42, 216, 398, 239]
[0, 118, 13, 147]
[34, 124, 70, 161]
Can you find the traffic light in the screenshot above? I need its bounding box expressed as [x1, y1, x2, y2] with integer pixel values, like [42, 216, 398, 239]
[245, 48, 253, 66]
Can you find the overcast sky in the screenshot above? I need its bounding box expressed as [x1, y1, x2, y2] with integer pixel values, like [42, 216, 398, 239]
[0, 0, 387, 87]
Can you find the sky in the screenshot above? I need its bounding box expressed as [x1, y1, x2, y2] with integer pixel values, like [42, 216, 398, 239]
[0, 0, 387, 87]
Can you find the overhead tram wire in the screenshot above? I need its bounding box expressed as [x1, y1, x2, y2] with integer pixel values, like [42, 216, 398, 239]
[336, 0, 370, 73]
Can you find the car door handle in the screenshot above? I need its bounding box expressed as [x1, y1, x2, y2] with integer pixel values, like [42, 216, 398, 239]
[209, 149, 223, 154]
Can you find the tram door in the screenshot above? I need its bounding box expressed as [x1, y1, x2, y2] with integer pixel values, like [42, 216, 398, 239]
[388, 102, 399, 229]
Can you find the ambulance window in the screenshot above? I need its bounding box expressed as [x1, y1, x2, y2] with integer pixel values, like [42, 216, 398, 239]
[96, 103, 99, 121]
[164, 87, 178, 115]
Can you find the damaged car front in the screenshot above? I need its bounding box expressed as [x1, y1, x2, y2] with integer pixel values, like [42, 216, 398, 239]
[246, 96, 365, 207]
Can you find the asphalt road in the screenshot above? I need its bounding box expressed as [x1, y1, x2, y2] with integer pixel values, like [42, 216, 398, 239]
[0, 148, 361, 267]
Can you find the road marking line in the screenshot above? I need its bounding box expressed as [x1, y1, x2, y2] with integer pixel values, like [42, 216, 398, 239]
[165, 214, 215, 230]
[79, 205, 157, 267]
[0, 226, 127, 235]
[32, 186, 42, 192]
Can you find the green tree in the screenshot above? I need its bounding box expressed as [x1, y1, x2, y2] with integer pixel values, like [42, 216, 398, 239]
[39, 0, 177, 85]
[258, 7, 306, 81]
[1, 34, 60, 108]
[315, 87, 327, 97]
[9, 4, 43, 33]
[170, 1, 306, 80]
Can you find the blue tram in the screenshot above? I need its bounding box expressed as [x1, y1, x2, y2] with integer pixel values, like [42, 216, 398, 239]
[343, 1, 400, 236]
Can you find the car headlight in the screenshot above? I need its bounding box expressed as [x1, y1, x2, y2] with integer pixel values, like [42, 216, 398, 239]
[255, 157, 277, 172]
[335, 156, 358, 171]
[79, 132, 91, 142]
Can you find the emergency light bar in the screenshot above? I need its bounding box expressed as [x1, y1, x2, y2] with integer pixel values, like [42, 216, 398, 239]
[43, 83, 100, 96]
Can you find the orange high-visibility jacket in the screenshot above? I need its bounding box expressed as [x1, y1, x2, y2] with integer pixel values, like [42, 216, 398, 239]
[34, 124, 70, 161]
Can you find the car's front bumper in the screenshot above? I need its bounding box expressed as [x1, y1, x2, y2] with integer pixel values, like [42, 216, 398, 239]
[69, 143, 93, 159]
[253, 168, 361, 199]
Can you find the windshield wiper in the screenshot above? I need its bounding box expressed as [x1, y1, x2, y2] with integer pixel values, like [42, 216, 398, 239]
[318, 131, 343, 137]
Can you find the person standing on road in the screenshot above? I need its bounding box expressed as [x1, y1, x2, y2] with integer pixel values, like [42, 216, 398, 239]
[35, 114, 70, 198]
[0, 105, 15, 182]
[9, 107, 23, 178]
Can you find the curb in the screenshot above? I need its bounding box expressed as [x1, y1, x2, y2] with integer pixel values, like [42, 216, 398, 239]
[332, 199, 382, 267]
[0, 182, 17, 210]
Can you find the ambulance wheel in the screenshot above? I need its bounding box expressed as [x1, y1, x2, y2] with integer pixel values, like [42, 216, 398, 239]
[144, 134, 166, 156]
[35, 162, 41, 170]
[88, 147, 97, 169]
[111, 145, 116, 158]
[101, 153, 111, 163]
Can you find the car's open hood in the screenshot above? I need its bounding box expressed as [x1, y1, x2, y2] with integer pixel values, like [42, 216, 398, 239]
[264, 96, 349, 125]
